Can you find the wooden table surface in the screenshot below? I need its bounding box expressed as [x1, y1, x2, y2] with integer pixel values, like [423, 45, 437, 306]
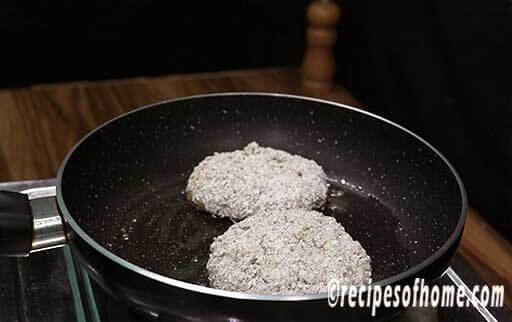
[0, 67, 510, 307]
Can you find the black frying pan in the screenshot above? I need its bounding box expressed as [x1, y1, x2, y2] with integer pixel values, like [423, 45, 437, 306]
[0, 93, 467, 321]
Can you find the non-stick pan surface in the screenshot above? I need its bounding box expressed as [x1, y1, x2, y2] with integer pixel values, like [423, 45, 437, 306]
[57, 93, 466, 309]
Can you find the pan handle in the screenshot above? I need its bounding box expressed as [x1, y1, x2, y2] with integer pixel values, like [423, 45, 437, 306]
[0, 187, 67, 257]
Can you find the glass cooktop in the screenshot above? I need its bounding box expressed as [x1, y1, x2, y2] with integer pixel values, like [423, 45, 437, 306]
[0, 180, 510, 321]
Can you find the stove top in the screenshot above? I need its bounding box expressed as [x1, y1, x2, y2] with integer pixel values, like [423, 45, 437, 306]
[0, 180, 510, 322]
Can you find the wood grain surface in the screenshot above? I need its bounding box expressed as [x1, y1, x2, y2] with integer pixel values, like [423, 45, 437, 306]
[0, 68, 360, 182]
[460, 208, 512, 307]
[0, 67, 509, 308]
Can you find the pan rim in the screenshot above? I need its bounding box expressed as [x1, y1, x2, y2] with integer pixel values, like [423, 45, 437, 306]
[56, 92, 468, 302]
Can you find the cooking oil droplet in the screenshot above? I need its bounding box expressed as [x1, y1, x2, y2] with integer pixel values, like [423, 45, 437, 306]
[328, 204, 339, 213]
[330, 190, 344, 198]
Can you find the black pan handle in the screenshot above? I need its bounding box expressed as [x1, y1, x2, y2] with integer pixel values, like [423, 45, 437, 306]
[0, 187, 66, 257]
[0, 191, 32, 256]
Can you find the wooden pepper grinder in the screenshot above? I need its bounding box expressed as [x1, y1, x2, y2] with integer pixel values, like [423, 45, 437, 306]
[302, 0, 341, 95]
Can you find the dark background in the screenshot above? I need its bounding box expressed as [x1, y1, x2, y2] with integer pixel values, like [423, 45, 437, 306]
[0, 1, 308, 87]
[1, 0, 511, 240]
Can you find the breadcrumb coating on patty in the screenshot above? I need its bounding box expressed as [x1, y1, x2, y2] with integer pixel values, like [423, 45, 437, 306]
[186, 142, 329, 220]
[207, 209, 372, 295]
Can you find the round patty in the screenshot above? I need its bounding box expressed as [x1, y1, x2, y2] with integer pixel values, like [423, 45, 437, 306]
[207, 210, 372, 295]
[186, 142, 329, 220]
